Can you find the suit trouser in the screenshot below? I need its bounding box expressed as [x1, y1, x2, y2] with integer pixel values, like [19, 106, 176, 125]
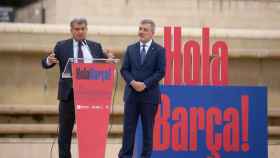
[119, 101, 158, 158]
[58, 92, 75, 158]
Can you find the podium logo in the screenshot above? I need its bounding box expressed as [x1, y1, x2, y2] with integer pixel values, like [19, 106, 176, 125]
[76, 105, 90, 110]
[77, 105, 109, 110]
[76, 68, 112, 81]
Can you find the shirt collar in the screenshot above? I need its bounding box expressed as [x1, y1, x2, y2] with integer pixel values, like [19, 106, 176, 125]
[73, 39, 79, 46]
[140, 39, 153, 48]
[73, 39, 87, 46]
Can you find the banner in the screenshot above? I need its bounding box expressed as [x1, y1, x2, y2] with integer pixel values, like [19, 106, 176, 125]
[72, 63, 116, 158]
[135, 85, 267, 158]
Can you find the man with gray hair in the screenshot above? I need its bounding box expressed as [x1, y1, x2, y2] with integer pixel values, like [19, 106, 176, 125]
[42, 17, 111, 158]
[118, 19, 166, 158]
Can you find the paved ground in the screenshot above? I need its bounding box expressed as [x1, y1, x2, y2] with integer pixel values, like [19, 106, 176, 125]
[0, 138, 279, 158]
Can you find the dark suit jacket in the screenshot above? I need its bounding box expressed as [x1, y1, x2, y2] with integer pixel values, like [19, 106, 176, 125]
[121, 41, 166, 104]
[42, 38, 107, 101]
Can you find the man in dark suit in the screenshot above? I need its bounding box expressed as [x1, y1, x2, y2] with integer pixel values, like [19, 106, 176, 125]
[118, 19, 166, 158]
[42, 18, 110, 158]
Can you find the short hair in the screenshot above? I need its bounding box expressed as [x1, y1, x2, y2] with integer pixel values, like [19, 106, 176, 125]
[140, 19, 156, 33]
[70, 17, 88, 28]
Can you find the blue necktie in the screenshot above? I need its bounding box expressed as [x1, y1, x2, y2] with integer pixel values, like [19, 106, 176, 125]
[140, 44, 146, 64]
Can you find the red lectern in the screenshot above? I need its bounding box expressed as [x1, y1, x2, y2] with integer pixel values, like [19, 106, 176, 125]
[62, 58, 119, 158]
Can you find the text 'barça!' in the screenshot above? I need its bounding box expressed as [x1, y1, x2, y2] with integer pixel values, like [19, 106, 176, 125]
[153, 94, 250, 158]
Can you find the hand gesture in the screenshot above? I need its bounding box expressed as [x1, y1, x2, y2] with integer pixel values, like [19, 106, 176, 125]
[47, 53, 58, 64]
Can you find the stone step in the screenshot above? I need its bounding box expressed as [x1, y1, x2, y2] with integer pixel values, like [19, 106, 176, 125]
[0, 137, 279, 158]
[1, 104, 279, 118]
[0, 123, 279, 137]
[0, 138, 121, 158]
[1, 105, 280, 125]
[0, 105, 280, 139]
[270, 127, 280, 136]
[0, 105, 123, 115]
[0, 124, 122, 136]
[0, 105, 124, 125]
[269, 108, 280, 117]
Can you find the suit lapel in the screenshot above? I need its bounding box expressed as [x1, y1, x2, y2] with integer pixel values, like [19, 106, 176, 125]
[142, 41, 156, 65]
[134, 42, 141, 68]
[86, 40, 96, 58]
[70, 40, 74, 59]
[65, 39, 74, 60]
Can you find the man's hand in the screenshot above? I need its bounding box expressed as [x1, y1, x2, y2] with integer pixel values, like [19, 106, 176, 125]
[131, 80, 146, 92]
[104, 49, 116, 63]
[47, 53, 58, 64]
[104, 49, 115, 59]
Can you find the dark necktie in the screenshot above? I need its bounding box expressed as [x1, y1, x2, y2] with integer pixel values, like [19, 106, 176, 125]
[140, 44, 146, 64]
[78, 41, 84, 59]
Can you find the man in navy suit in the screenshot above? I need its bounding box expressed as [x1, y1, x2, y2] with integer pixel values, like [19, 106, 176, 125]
[42, 18, 110, 158]
[118, 19, 166, 158]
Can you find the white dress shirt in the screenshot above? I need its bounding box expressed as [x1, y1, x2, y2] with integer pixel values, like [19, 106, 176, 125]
[73, 39, 93, 62]
[46, 39, 93, 65]
[139, 39, 152, 55]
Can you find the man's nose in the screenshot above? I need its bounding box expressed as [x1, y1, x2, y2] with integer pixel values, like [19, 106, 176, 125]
[139, 29, 144, 34]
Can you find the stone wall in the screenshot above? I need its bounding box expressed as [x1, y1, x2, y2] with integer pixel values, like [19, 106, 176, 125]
[0, 24, 280, 107]
[15, 0, 280, 29]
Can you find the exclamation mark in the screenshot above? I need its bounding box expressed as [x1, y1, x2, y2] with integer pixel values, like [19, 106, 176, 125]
[241, 95, 250, 152]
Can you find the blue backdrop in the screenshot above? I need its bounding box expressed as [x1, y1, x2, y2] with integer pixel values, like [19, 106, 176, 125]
[135, 85, 267, 158]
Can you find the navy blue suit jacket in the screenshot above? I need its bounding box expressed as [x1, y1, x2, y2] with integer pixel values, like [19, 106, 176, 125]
[42, 39, 107, 101]
[121, 41, 166, 104]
